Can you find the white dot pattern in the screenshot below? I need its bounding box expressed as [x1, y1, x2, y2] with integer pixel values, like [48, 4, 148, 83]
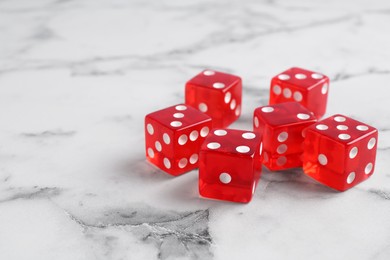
[273, 85, 281, 95]
[163, 133, 171, 144]
[213, 82, 225, 89]
[178, 158, 188, 168]
[316, 124, 328, 130]
[214, 130, 227, 136]
[178, 134, 188, 145]
[293, 91, 303, 102]
[170, 121, 182, 127]
[334, 116, 346, 122]
[242, 133, 256, 139]
[357, 125, 369, 131]
[277, 144, 288, 154]
[235, 106, 241, 116]
[349, 147, 358, 159]
[347, 172, 355, 184]
[163, 158, 171, 169]
[338, 134, 351, 140]
[199, 103, 208, 112]
[147, 148, 154, 158]
[318, 154, 328, 165]
[230, 99, 237, 110]
[147, 124, 154, 135]
[236, 146, 250, 153]
[278, 74, 290, 80]
[224, 92, 231, 103]
[278, 132, 288, 142]
[368, 138, 376, 150]
[262, 107, 274, 113]
[277, 156, 287, 166]
[203, 70, 215, 76]
[175, 105, 187, 111]
[322, 83, 328, 94]
[219, 173, 232, 184]
[365, 163, 373, 174]
[254, 117, 259, 128]
[297, 113, 310, 120]
[189, 154, 198, 164]
[173, 113, 184, 118]
[283, 88, 292, 98]
[200, 127, 209, 137]
[207, 142, 221, 149]
[155, 141, 162, 152]
[190, 130, 199, 141]
[312, 73, 324, 79]
[337, 125, 348, 130]
[295, 73, 307, 79]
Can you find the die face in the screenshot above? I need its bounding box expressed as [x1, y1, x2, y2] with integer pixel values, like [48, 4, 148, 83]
[272, 67, 327, 89]
[304, 114, 377, 144]
[253, 102, 317, 170]
[185, 70, 242, 128]
[147, 104, 211, 131]
[269, 67, 329, 118]
[145, 104, 212, 176]
[303, 114, 378, 191]
[200, 129, 262, 158]
[199, 129, 262, 203]
[199, 154, 257, 203]
[254, 102, 316, 127]
[304, 130, 346, 174]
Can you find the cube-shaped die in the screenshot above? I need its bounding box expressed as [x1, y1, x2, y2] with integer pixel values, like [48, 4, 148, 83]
[145, 104, 212, 176]
[303, 115, 378, 191]
[253, 102, 317, 171]
[269, 67, 329, 118]
[199, 129, 263, 203]
[185, 70, 242, 128]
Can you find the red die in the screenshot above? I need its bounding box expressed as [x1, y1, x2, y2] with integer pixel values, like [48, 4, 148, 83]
[269, 67, 329, 118]
[253, 102, 317, 171]
[303, 115, 378, 191]
[199, 129, 262, 203]
[185, 70, 242, 128]
[145, 104, 212, 176]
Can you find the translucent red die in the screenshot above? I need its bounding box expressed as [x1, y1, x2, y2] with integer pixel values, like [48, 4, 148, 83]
[269, 67, 329, 118]
[185, 70, 242, 128]
[303, 115, 378, 191]
[145, 104, 212, 176]
[199, 129, 262, 203]
[253, 102, 317, 171]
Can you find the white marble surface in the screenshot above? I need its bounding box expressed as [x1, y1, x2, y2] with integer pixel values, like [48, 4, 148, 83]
[1, 0, 390, 259]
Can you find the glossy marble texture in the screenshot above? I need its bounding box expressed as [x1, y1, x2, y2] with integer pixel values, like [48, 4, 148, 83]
[1, 0, 390, 259]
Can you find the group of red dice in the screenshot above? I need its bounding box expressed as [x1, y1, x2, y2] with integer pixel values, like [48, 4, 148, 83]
[144, 67, 378, 203]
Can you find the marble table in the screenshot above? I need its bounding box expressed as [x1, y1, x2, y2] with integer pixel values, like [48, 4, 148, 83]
[1, 0, 390, 259]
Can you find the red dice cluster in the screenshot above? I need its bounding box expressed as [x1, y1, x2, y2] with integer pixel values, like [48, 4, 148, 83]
[144, 67, 378, 203]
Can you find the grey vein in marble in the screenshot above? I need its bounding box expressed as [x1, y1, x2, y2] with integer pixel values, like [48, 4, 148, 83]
[0, 187, 62, 203]
[21, 130, 76, 138]
[65, 206, 212, 260]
